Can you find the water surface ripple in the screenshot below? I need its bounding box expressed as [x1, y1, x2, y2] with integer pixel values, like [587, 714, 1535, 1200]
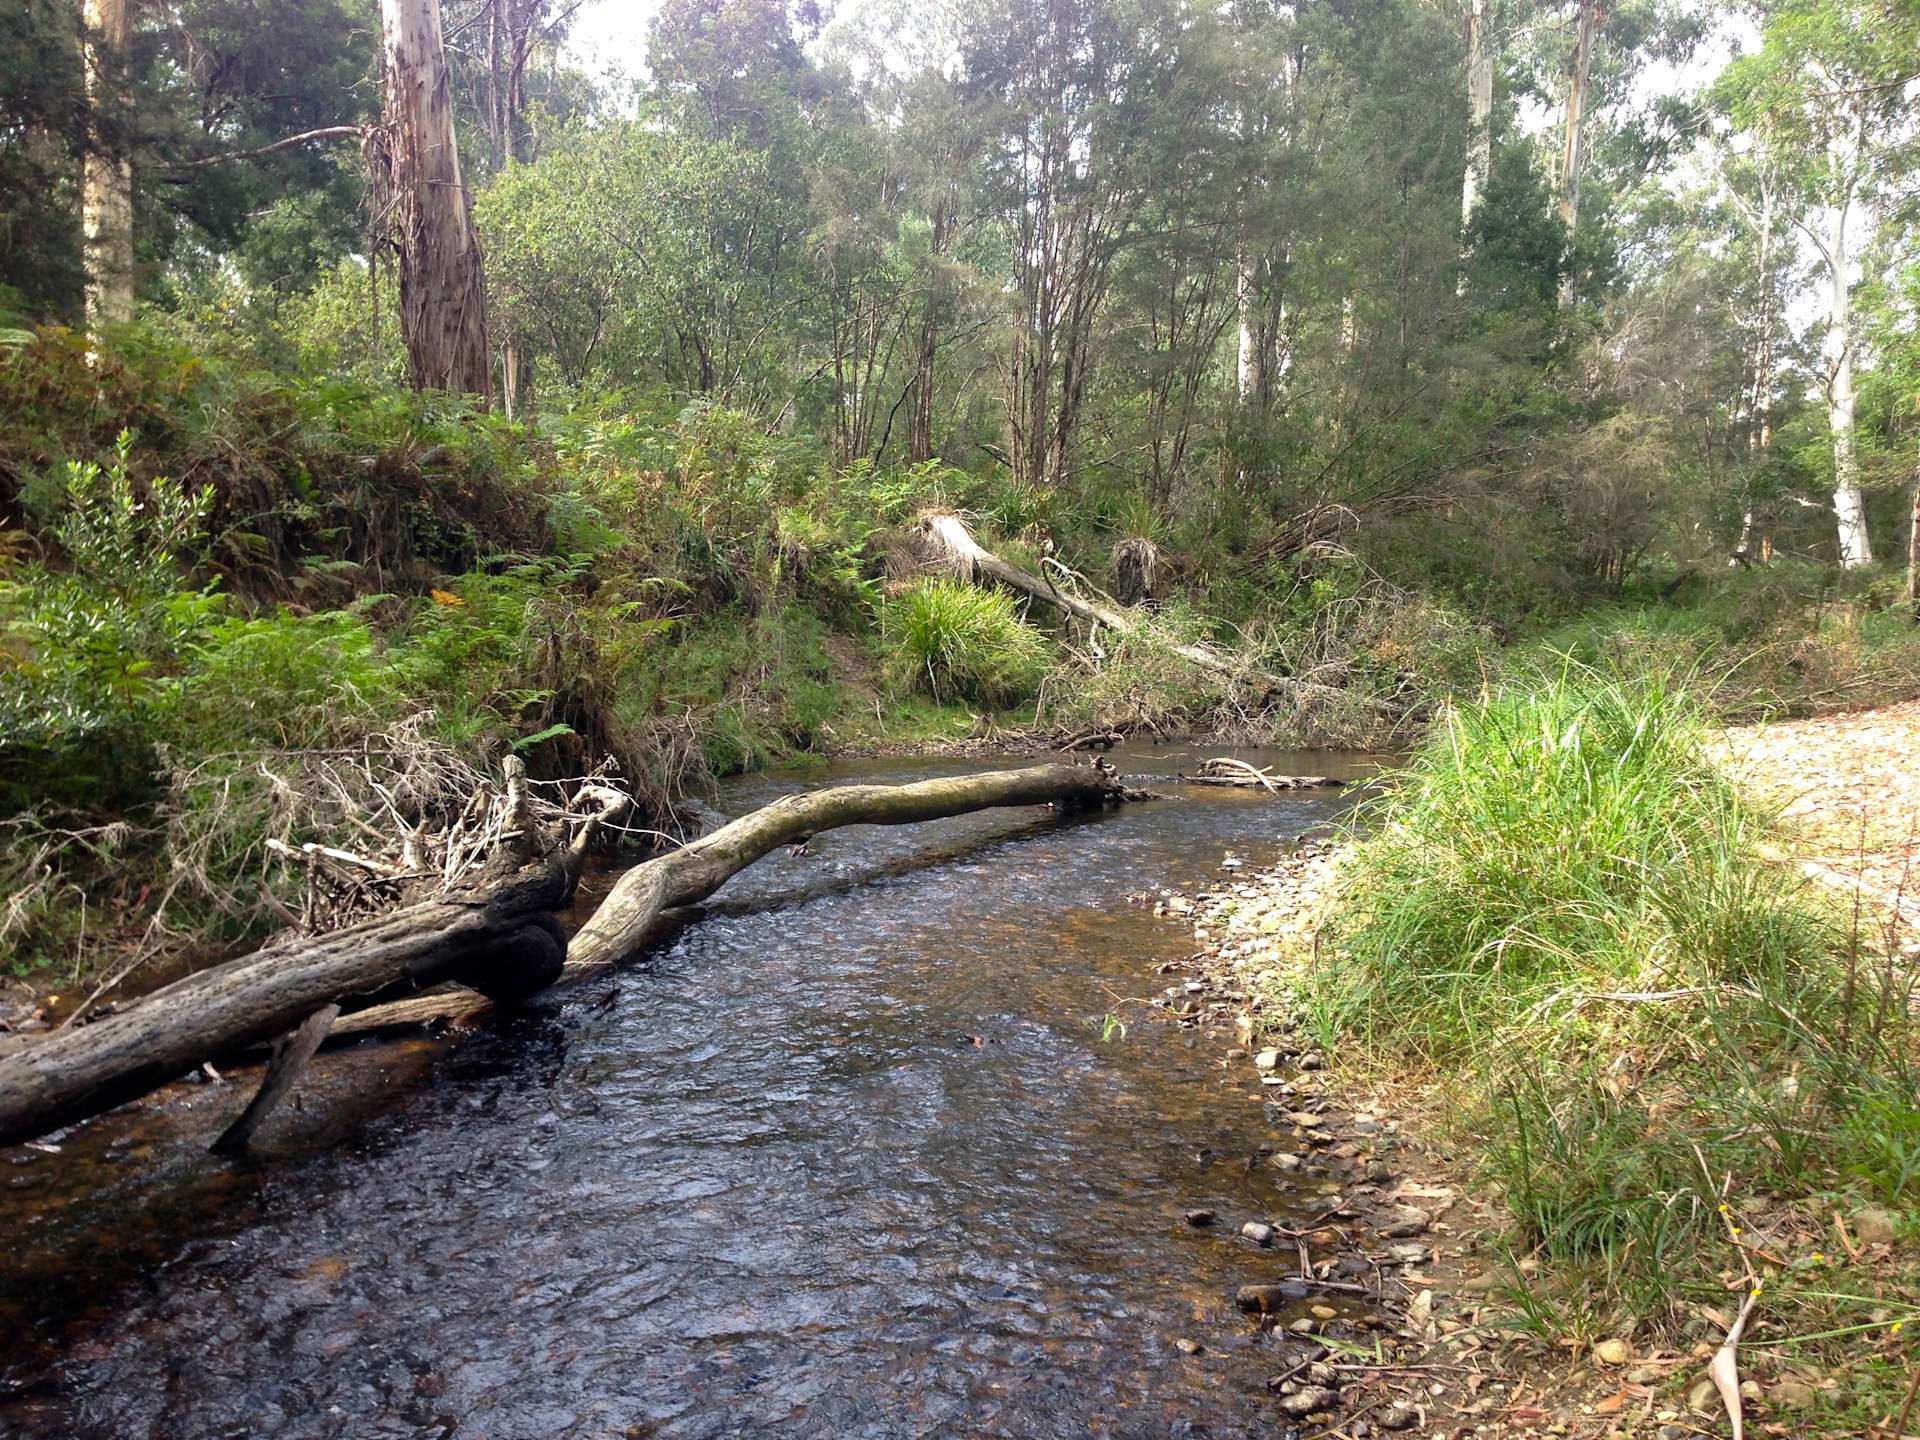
[1, 743, 1376, 1439]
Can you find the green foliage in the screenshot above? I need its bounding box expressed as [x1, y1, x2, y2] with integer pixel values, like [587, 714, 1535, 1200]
[885, 579, 1050, 708]
[1291, 669, 1920, 1344]
[1310, 669, 1826, 1049]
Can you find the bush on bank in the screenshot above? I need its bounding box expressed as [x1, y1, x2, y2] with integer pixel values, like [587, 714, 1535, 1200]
[1284, 669, 1920, 1426]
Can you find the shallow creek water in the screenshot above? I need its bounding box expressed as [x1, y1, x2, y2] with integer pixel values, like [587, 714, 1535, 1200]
[1, 742, 1381, 1439]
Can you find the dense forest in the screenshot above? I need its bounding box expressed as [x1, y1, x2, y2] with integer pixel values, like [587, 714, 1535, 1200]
[4, 1, 1920, 1433]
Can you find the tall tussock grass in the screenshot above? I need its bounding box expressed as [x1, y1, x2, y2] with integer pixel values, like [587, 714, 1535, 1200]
[885, 579, 1049, 708]
[1295, 667, 1920, 1362]
[1314, 670, 1833, 1051]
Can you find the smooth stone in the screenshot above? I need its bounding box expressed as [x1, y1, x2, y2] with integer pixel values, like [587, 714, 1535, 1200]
[1184, 1208, 1216, 1227]
[1242, 1221, 1277, 1246]
[1854, 1206, 1900, 1245]
[1379, 1206, 1431, 1238]
[1278, 1385, 1340, 1416]
[1255, 1049, 1283, 1070]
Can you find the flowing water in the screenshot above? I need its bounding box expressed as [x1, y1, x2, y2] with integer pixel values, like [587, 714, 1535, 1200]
[0, 743, 1382, 1439]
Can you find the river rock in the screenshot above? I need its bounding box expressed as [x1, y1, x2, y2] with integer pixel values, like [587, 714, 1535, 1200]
[1173, 1337, 1204, 1355]
[1269, 1152, 1302, 1173]
[1592, 1338, 1631, 1366]
[1298, 1051, 1328, 1071]
[1236, 1283, 1306, 1312]
[1376, 1402, 1418, 1430]
[1277, 1385, 1339, 1417]
[1255, 1049, 1283, 1070]
[1242, 1221, 1276, 1246]
[1385, 1243, 1430, 1265]
[1379, 1206, 1430, 1238]
[1184, 1208, 1216, 1227]
[1686, 1374, 1718, 1412]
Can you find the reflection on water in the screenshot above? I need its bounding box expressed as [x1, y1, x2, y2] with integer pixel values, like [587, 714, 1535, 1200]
[0, 742, 1380, 1438]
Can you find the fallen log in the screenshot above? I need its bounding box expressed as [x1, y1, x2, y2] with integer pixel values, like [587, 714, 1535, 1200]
[0, 761, 1130, 1149]
[915, 512, 1396, 718]
[1174, 758, 1347, 792]
[338, 760, 1135, 1035]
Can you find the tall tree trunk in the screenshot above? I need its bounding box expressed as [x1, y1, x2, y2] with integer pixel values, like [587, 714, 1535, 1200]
[1236, 244, 1262, 403]
[1822, 145, 1870, 567]
[1555, 0, 1596, 305]
[82, 0, 134, 329]
[1906, 466, 1920, 604]
[375, 0, 492, 401]
[1460, 0, 1493, 240]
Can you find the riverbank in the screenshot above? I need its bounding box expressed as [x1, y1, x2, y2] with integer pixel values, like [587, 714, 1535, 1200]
[1158, 683, 1920, 1438]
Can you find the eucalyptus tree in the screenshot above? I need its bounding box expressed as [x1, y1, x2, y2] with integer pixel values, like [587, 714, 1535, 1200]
[1721, 0, 1919, 567]
[960, 0, 1197, 489]
[82, 0, 135, 326]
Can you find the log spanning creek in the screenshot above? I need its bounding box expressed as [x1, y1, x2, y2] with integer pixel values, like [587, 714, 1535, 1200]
[1, 743, 1382, 1439]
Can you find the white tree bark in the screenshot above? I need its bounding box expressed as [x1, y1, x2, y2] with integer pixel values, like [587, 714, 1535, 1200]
[1822, 126, 1871, 568]
[82, 0, 135, 328]
[1236, 248, 1260, 401]
[1555, 0, 1596, 306]
[1461, 0, 1493, 236]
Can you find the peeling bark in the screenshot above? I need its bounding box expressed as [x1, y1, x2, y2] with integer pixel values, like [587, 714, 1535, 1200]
[373, 0, 493, 400]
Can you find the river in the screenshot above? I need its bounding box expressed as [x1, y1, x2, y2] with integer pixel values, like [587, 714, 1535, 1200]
[0, 742, 1380, 1439]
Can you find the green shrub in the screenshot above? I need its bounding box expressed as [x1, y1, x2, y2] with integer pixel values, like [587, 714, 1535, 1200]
[1291, 667, 1920, 1348]
[886, 579, 1050, 708]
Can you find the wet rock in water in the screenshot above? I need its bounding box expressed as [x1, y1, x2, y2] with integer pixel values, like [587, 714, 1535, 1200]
[1287, 1316, 1319, 1335]
[1173, 1337, 1205, 1355]
[1277, 1385, 1340, 1417]
[1376, 1401, 1419, 1430]
[1236, 1282, 1307, 1312]
[1185, 1208, 1217, 1227]
[1379, 1206, 1431, 1238]
[1242, 1221, 1277, 1246]
[1269, 1152, 1302, 1173]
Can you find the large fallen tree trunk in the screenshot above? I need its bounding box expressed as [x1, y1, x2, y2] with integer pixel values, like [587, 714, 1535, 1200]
[335, 761, 1133, 1036]
[0, 762, 1128, 1149]
[915, 512, 1395, 717]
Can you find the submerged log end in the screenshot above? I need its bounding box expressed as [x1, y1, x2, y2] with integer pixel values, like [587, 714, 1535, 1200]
[453, 914, 569, 1006]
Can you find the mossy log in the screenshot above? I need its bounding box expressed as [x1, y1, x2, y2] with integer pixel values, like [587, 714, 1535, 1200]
[0, 762, 1128, 1150]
